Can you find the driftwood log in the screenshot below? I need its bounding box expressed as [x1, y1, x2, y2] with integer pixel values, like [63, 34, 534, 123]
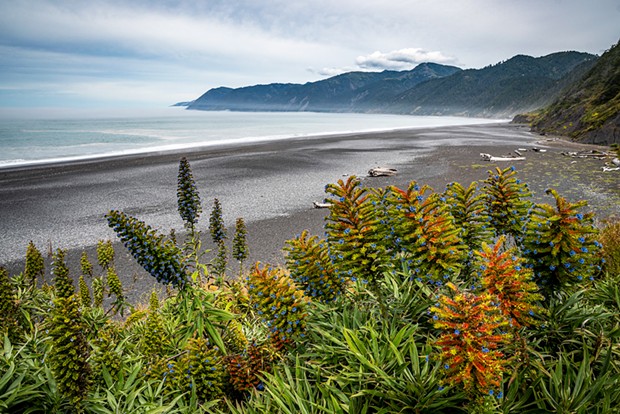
[480, 153, 526, 162]
[368, 167, 397, 177]
[313, 201, 331, 209]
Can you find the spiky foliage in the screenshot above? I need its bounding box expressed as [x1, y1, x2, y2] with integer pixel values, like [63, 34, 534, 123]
[247, 264, 308, 343]
[476, 236, 544, 328]
[24, 241, 44, 286]
[47, 294, 91, 407]
[482, 166, 532, 239]
[284, 230, 347, 302]
[386, 182, 467, 283]
[431, 282, 512, 398]
[523, 188, 601, 290]
[209, 198, 226, 244]
[325, 176, 386, 287]
[0, 267, 22, 341]
[443, 181, 493, 252]
[92, 277, 104, 308]
[52, 248, 74, 299]
[80, 251, 93, 277]
[78, 275, 91, 308]
[179, 337, 225, 402]
[233, 217, 249, 276]
[96, 239, 115, 271]
[177, 157, 202, 229]
[106, 210, 188, 289]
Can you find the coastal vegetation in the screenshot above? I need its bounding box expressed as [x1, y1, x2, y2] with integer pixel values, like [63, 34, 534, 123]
[531, 40, 620, 145]
[1, 158, 620, 413]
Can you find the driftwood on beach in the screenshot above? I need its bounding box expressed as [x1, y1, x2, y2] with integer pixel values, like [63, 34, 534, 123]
[368, 167, 397, 177]
[480, 153, 526, 162]
[313, 201, 331, 209]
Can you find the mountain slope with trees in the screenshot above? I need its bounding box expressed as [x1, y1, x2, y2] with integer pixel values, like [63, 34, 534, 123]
[185, 52, 597, 118]
[187, 62, 461, 112]
[388, 52, 597, 118]
[530, 40, 620, 145]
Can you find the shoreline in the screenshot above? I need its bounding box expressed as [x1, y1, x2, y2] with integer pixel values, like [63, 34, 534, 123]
[1, 122, 618, 303]
[0, 113, 505, 172]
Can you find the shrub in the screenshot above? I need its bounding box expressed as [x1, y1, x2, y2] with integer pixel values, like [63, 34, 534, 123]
[522, 188, 602, 291]
[599, 218, 620, 275]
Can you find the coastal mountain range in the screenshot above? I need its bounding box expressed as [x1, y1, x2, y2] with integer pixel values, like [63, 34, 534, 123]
[182, 51, 596, 118]
[181, 41, 620, 144]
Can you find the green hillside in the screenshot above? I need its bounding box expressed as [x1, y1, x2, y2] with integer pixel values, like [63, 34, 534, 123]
[387, 52, 597, 118]
[531, 40, 620, 145]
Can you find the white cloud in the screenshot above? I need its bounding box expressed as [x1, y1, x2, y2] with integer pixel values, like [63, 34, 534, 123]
[355, 48, 457, 70]
[1, 0, 619, 109]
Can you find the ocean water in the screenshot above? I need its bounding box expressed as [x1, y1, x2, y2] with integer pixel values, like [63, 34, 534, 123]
[0, 109, 502, 168]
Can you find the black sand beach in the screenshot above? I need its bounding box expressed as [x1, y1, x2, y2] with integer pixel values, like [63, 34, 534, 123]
[1, 122, 618, 303]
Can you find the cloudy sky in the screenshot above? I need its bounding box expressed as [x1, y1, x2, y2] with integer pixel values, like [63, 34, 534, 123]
[0, 0, 618, 114]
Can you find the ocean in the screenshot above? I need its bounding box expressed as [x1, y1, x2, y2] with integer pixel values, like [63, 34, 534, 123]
[0, 109, 502, 168]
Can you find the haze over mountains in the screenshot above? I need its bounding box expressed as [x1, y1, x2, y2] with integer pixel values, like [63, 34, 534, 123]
[183, 52, 596, 119]
[182, 41, 620, 145]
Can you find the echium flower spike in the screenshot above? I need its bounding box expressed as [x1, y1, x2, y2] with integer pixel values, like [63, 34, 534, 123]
[52, 248, 74, 299]
[482, 166, 532, 239]
[209, 198, 226, 244]
[285, 230, 347, 303]
[24, 241, 44, 287]
[143, 291, 167, 358]
[522, 188, 601, 291]
[430, 282, 512, 397]
[179, 337, 224, 401]
[106, 210, 188, 289]
[80, 251, 93, 277]
[212, 240, 228, 278]
[386, 182, 466, 282]
[233, 217, 248, 276]
[97, 239, 115, 271]
[324, 176, 387, 287]
[476, 236, 544, 328]
[177, 157, 202, 229]
[78, 275, 91, 308]
[0, 267, 22, 341]
[47, 294, 91, 407]
[443, 181, 493, 252]
[226, 343, 272, 393]
[92, 277, 104, 308]
[247, 263, 308, 344]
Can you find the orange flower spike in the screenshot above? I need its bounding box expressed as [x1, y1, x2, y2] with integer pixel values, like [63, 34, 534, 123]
[431, 283, 512, 396]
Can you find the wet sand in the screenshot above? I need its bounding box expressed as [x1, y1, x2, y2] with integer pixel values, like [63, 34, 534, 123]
[1, 122, 617, 304]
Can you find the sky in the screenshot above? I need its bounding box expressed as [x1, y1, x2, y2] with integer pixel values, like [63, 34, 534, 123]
[0, 0, 618, 115]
